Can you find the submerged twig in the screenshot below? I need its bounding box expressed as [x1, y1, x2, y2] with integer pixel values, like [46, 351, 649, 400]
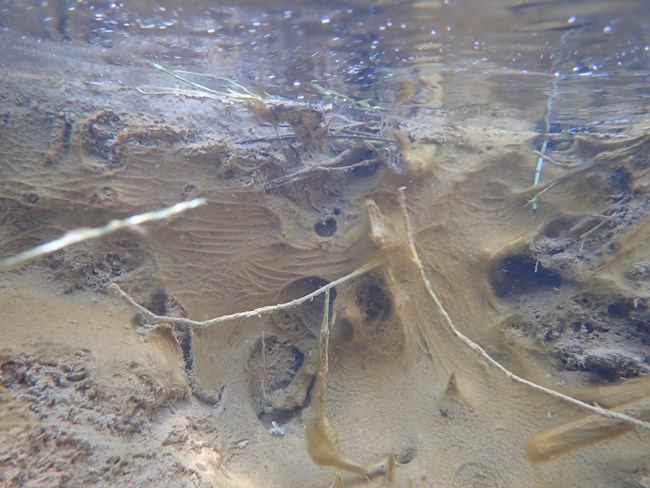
[524, 186, 552, 208]
[149, 62, 264, 101]
[0, 198, 207, 272]
[109, 259, 380, 328]
[533, 150, 568, 167]
[235, 131, 393, 145]
[397, 186, 650, 432]
[235, 134, 299, 145]
[531, 29, 573, 214]
[135, 86, 224, 101]
[329, 132, 394, 143]
[316, 289, 331, 418]
[309, 82, 382, 112]
[531, 147, 548, 214]
[305, 286, 392, 482]
[576, 212, 619, 255]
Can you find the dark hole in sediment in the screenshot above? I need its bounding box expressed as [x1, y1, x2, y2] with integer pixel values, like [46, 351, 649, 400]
[272, 276, 337, 337]
[351, 159, 381, 177]
[356, 279, 393, 324]
[489, 254, 563, 298]
[149, 290, 168, 316]
[607, 298, 634, 318]
[257, 376, 316, 427]
[314, 216, 337, 237]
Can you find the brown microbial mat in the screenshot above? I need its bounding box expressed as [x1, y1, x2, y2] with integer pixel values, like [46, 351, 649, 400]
[1, 1, 649, 487]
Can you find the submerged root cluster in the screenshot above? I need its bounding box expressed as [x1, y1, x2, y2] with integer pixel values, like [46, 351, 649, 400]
[2, 55, 650, 487]
[108, 185, 650, 484]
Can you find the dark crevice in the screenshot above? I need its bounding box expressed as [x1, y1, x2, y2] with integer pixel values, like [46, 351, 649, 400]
[490, 254, 562, 298]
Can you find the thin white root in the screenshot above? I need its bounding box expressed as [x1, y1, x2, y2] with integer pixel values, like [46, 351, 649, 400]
[319, 289, 331, 398]
[0, 198, 207, 272]
[109, 259, 380, 328]
[397, 186, 650, 432]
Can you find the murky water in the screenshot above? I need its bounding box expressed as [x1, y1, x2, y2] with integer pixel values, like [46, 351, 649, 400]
[1, 2, 649, 487]
[2, 0, 648, 123]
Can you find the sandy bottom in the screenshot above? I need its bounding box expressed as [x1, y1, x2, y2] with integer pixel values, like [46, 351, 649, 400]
[1, 32, 649, 487]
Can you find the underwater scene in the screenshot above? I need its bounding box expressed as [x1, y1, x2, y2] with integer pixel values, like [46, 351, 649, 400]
[0, 0, 649, 486]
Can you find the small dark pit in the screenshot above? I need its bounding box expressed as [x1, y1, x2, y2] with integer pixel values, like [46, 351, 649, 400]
[314, 217, 337, 237]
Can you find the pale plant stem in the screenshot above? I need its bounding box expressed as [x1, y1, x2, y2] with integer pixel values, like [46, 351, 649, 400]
[109, 260, 380, 328]
[397, 186, 650, 432]
[0, 198, 207, 272]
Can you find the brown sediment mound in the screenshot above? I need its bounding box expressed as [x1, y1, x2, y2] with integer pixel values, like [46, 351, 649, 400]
[1, 37, 649, 488]
[0, 283, 192, 486]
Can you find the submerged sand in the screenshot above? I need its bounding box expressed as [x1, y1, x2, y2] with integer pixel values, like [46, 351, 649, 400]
[1, 12, 649, 488]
